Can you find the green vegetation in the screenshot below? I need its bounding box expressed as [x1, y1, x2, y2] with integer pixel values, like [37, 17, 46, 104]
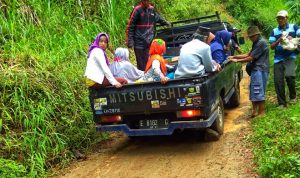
[0, 0, 299, 177]
[0, 0, 130, 177]
[251, 104, 300, 177]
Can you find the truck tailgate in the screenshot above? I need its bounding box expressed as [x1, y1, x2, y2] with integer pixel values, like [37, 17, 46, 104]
[91, 78, 207, 116]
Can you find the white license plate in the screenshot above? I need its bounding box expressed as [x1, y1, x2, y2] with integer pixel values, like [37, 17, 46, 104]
[139, 119, 169, 129]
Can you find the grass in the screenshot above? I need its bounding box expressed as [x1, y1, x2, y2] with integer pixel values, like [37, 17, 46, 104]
[251, 101, 300, 177]
[0, 0, 131, 177]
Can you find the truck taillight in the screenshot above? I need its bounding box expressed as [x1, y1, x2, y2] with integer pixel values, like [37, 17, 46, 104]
[100, 115, 122, 123]
[176, 110, 201, 118]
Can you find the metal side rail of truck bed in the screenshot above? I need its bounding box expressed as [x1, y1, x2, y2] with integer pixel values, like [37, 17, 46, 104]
[155, 11, 227, 47]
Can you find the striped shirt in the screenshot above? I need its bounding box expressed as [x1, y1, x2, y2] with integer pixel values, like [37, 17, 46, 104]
[269, 23, 300, 63]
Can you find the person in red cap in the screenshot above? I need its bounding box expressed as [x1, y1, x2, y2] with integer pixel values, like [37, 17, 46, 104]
[269, 10, 300, 107]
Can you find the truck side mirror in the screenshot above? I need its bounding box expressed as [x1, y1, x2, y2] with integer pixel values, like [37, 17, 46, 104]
[239, 37, 245, 45]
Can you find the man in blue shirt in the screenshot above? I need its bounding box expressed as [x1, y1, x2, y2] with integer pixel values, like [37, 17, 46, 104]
[229, 26, 269, 117]
[269, 10, 300, 107]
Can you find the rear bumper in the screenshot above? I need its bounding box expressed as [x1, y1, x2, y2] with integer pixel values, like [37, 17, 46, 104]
[95, 110, 218, 136]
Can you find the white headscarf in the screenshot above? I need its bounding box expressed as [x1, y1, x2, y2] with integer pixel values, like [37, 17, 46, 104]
[109, 48, 144, 83]
[114, 47, 129, 61]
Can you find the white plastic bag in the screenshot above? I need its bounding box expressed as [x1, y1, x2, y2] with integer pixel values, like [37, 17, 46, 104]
[281, 31, 300, 51]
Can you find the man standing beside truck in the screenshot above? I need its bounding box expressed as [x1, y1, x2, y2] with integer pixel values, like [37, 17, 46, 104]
[126, 0, 170, 71]
[269, 10, 300, 107]
[229, 26, 269, 117]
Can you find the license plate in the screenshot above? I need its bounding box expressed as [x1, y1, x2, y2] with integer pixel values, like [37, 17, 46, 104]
[139, 119, 169, 129]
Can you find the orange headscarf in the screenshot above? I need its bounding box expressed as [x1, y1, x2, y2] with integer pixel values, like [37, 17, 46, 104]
[144, 39, 167, 75]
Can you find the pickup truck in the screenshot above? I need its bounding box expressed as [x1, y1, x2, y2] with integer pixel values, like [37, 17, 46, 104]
[89, 12, 243, 140]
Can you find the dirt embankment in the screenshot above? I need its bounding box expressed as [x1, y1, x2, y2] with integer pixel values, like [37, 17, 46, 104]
[56, 73, 256, 178]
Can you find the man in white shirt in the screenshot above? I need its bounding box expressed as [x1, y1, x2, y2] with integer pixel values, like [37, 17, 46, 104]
[175, 26, 220, 79]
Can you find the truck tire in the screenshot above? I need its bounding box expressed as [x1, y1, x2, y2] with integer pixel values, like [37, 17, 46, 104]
[211, 96, 224, 135]
[227, 74, 240, 108]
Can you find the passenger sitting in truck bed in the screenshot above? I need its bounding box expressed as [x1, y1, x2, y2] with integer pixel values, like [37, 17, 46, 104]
[109, 47, 144, 83]
[210, 30, 232, 64]
[84, 33, 128, 89]
[174, 26, 221, 79]
[136, 39, 169, 84]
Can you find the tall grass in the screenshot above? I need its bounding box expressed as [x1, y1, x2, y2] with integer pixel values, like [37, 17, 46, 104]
[221, 0, 286, 35]
[0, 0, 135, 177]
[250, 101, 300, 177]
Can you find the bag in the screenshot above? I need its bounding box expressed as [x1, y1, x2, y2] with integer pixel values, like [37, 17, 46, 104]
[246, 62, 253, 76]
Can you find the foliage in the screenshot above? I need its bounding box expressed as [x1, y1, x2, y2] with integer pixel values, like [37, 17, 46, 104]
[0, 0, 127, 177]
[0, 158, 28, 178]
[286, 0, 300, 24]
[220, 0, 286, 35]
[250, 103, 300, 177]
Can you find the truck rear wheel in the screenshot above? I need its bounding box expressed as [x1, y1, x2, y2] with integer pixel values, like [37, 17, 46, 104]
[204, 97, 224, 141]
[211, 96, 224, 135]
[227, 74, 240, 108]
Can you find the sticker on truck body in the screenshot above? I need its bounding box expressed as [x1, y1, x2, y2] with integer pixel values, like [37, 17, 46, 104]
[183, 87, 200, 97]
[94, 98, 107, 110]
[160, 100, 167, 106]
[177, 98, 186, 106]
[151, 100, 160, 108]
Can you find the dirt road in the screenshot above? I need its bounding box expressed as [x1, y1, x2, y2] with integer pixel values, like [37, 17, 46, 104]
[57, 74, 256, 178]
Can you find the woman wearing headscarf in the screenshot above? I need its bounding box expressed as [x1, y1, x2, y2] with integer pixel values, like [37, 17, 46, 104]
[109, 47, 144, 83]
[139, 39, 168, 84]
[84, 33, 128, 89]
[210, 30, 232, 64]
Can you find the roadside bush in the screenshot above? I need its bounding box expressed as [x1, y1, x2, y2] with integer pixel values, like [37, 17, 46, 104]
[0, 158, 28, 178]
[251, 103, 300, 177]
[220, 0, 285, 35]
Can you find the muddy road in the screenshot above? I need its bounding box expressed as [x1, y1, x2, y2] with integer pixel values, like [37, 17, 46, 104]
[57, 74, 256, 178]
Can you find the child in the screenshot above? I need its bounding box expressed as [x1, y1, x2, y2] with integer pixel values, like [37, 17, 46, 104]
[140, 39, 169, 84]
